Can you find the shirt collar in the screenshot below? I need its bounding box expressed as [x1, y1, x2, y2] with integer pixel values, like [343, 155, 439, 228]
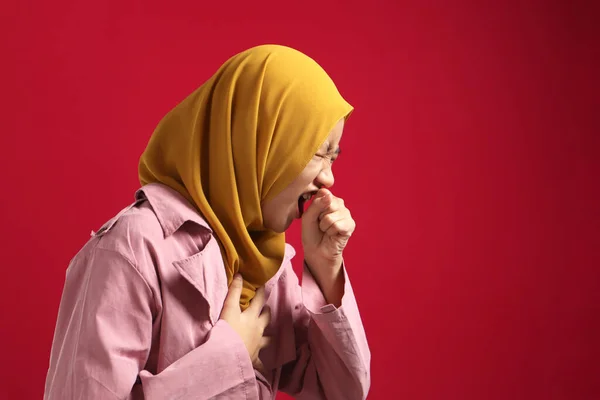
[135, 183, 213, 237]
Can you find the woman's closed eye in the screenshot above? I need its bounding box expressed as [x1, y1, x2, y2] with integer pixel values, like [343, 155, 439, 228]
[315, 153, 337, 164]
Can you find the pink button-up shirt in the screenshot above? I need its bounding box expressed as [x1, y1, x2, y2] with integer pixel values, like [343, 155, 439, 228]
[44, 183, 370, 399]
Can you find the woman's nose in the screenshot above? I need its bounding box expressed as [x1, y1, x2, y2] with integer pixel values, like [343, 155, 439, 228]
[317, 166, 335, 188]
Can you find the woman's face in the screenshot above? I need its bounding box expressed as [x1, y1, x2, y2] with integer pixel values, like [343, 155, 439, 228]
[262, 119, 345, 233]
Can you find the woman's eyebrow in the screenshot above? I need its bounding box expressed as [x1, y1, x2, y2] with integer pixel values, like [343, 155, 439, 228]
[319, 145, 340, 155]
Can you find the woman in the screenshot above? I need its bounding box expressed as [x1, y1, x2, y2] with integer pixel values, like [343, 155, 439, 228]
[44, 44, 370, 399]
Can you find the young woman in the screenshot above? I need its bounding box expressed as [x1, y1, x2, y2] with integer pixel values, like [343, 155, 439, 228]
[44, 44, 370, 399]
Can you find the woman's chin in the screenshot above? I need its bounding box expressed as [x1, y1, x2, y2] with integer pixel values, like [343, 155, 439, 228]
[263, 207, 297, 233]
[266, 217, 291, 234]
[281, 211, 300, 232]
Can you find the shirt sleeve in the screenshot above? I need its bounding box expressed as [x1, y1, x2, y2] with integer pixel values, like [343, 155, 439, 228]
[44, 246, 258, 400]
[278, 262, 371, 400]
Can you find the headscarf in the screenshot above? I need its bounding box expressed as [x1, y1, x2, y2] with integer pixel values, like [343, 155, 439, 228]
[139, 44, 353, 308]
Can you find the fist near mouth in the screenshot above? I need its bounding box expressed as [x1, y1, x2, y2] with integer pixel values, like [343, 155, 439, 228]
[301, 188, 355, 305]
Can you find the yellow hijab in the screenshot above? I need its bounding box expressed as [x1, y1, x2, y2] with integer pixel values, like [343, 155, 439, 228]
[139, 45, 353, 308]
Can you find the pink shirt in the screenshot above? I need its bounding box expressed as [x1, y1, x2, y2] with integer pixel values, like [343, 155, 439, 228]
[44, 183, 371, 399]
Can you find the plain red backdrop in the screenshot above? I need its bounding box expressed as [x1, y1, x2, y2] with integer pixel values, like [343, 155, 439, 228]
[1, 1, 599, 399]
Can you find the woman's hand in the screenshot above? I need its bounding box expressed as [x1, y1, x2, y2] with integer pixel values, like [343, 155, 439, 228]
[220, 274, 272, 373]
[302, 188, 356, 305]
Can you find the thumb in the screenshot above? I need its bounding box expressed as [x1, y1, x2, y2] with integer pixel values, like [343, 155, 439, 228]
[302, 189, 332, 222]
[221, 273, 243, 318]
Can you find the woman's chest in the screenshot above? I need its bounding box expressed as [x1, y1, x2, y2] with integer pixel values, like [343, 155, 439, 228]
[147, 235, 229, 370]
[143, 235, 298, 376]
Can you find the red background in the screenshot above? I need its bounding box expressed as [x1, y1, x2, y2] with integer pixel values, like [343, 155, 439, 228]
[1, 1, 599, 399]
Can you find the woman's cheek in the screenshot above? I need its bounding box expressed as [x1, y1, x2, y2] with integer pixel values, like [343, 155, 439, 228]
[300, 161, 322, 182]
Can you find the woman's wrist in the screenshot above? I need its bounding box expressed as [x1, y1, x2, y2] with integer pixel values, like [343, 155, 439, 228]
[305, 258, 344, 307]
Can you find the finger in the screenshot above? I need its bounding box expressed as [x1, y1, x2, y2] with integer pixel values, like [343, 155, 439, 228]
[260, 336, 273, 349]
[318, 197, 345, 220]
[318, 210, 348, 232]
[258, 305, 272, 329]
[304, 191, 333, 221]
[325, 218, 356, 237]
[221, 274, 243, 316]
[253, 358, 267, 376]
[247, 286, 266, 315]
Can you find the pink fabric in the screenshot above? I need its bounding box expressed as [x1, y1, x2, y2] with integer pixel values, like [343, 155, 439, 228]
[44, 183, 371, 399]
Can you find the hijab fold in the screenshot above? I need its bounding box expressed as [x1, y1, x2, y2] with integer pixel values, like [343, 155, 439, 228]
[139, 45, 353, 308]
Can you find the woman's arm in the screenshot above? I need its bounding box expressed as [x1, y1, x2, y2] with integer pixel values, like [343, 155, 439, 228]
[278, 262, 371, 400]
[44, 246, 258, 400]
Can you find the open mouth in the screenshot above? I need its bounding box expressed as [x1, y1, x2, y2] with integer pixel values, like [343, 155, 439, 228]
[298, 191, 317, 217]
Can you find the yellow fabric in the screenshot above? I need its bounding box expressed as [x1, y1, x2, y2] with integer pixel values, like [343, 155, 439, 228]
[139, 45, 353, 309]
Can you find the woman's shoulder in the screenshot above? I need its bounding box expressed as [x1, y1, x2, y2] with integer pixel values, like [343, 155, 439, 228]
[60, 198, 165, 297]
[91, 199, 164, 264]
[93, 184, 212, 255]
[90, 186, 216, 270]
